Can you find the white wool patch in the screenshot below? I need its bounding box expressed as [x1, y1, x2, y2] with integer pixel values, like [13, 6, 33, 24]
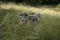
[20, 22, 23, 24]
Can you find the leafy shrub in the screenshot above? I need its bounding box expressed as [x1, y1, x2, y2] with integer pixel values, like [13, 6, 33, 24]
[56, 3, 60, 8]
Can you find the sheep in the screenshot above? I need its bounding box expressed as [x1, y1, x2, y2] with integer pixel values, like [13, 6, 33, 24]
[27, 12, 41, 24]
[17, 12, 28, 24]
[17, 12, 41, 25]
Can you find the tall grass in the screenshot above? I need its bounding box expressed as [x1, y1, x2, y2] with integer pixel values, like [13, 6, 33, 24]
[0, 3, 60, 40]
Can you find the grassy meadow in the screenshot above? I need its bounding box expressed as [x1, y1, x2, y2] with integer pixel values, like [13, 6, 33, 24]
[0, 3, 60, 40]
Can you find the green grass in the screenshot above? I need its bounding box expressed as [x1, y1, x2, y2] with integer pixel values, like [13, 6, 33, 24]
[0, 4, 60, 40]
[0, 9, 7, 24]
[56, 3, 60, 8]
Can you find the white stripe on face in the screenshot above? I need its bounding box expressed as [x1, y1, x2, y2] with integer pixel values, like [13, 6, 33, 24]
[18, 16, 23, 21]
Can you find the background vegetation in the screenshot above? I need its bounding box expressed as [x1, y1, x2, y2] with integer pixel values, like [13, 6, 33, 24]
[0, 0, 60, 6]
